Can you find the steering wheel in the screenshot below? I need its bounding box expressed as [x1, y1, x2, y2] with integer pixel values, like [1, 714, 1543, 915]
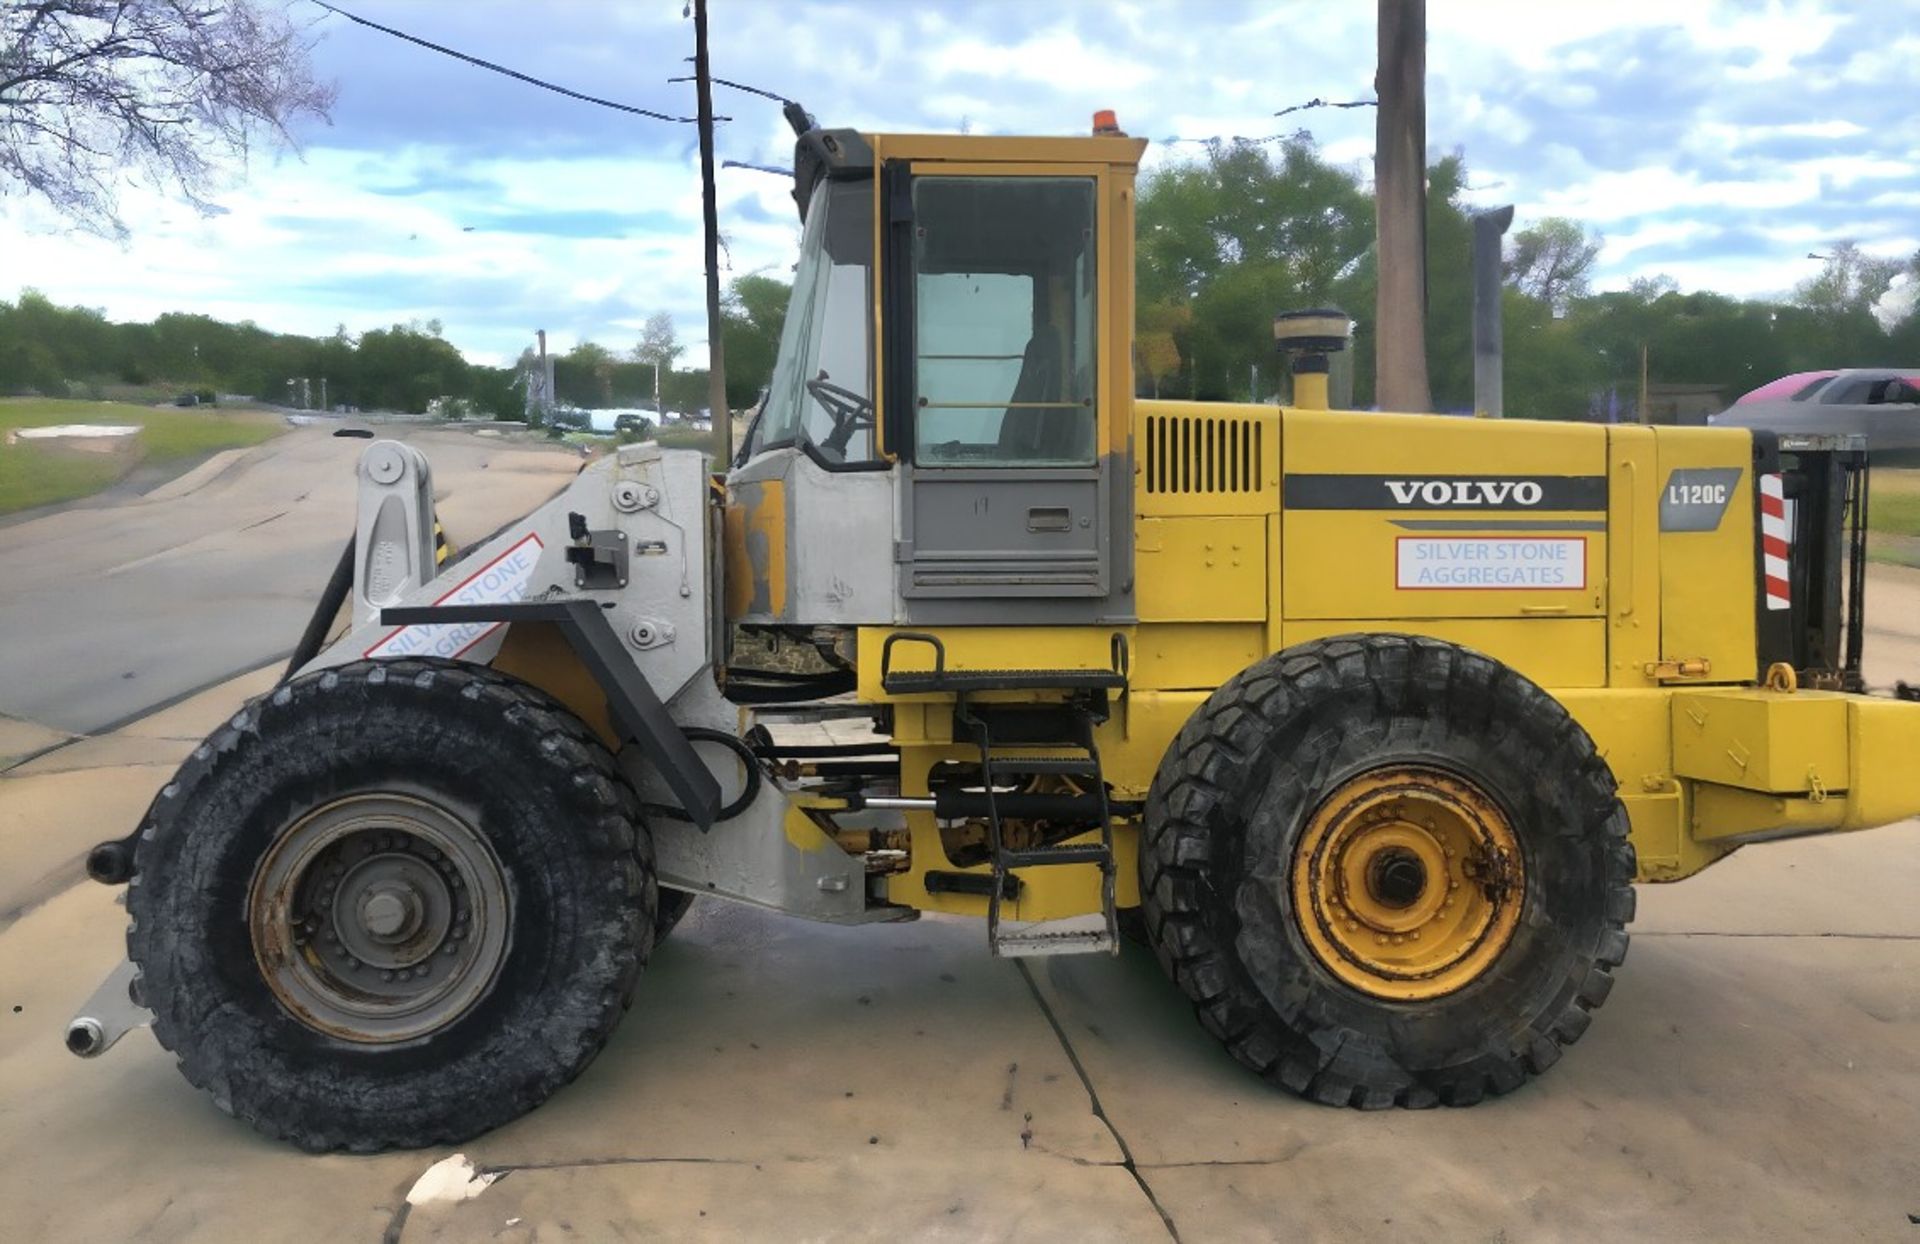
[805, 373, 875, 456]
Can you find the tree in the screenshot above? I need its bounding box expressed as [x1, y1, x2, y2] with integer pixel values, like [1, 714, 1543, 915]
[630, 310, 682, 409]
[1134, 135, 1373, 401]
[1794, 241, 1903, 318]
[1135, 299, 1188, 396]
[0, 1, 335, 239]
[1506, 217, 1603, 313]
[558, 340, 616, 408]
[718, 273, 789, 410]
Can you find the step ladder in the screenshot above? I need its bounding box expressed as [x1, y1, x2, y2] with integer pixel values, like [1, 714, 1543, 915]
[880, 632, 1125, 958]
[958, 700, 1119, 958]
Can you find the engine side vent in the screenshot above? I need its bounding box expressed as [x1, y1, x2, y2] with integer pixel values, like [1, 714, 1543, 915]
[1143, 412, 1264, 495]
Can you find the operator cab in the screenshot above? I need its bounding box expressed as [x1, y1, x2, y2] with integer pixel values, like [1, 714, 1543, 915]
[725, 121, 1147, 639]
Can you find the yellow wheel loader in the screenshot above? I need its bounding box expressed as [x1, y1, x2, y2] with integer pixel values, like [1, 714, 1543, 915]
[68, 115, 1920, 1149]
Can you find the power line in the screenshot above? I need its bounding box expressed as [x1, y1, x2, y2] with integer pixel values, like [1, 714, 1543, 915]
[1160, 132, 1304, 147]
[308, 0, 709, 123]
[1161, 97, 1378, 148]
[670, 73, 790, 105]
[1275, 96, 1377, 118]
[722, 159, 792, 177]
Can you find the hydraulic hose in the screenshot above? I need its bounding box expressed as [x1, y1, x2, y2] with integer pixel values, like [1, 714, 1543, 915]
[643, 726, 763, 824]
[283, 536, 356, 684]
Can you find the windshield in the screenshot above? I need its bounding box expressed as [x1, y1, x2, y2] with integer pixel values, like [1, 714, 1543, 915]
[751, 178, 876, 464]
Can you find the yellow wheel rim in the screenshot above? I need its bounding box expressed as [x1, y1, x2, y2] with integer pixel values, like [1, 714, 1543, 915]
[1290, 765, 1524, 1001]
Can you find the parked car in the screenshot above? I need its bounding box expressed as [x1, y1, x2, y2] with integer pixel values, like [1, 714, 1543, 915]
[1712, 367, 1920, 459]
[1731, 370, 1836, 404]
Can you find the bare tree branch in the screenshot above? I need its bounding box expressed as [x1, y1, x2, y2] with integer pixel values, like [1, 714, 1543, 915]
[0, 0, 335, 238]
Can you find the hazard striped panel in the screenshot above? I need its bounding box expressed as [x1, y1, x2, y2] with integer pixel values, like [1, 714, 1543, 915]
[1759, 472, 1791, 611]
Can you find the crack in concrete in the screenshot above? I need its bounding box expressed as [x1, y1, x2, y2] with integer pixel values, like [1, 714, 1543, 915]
[0, 734, 86, 776]
[379, 1200, 410, 1244]
[239, 509, 290, 532]
[1016, 960, 1182, 1243]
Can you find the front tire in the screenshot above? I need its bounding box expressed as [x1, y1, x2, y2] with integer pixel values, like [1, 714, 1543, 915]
[127, 658, 653, 1151]
[1140, 635, 1634, 1108]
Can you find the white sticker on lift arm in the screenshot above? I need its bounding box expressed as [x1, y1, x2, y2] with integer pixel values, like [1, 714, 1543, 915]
[1396, 537, 1587, 590]
[364, 532, 546, 660]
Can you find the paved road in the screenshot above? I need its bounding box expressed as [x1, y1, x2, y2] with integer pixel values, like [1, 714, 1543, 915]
[0, 426, 577, 739]
[1863, 560, 1920, 691]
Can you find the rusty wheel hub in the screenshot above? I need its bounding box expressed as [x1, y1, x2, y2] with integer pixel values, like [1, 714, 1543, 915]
[248, 793, 509, 1043]
[1290, 765, 1524, 1001]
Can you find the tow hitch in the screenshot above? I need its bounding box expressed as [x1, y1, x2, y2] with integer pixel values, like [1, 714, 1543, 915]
[65, 960, 151, 1059]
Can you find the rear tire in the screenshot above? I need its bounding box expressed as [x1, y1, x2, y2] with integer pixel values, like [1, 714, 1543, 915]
[127, 658, 653, 1152]
[1140, 634, 1634, 1108]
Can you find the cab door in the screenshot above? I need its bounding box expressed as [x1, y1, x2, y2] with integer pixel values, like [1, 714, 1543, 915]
[885, 162, 1111, 598]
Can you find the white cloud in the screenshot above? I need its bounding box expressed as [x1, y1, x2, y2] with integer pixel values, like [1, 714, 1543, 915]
[2, 0, 1916, 359]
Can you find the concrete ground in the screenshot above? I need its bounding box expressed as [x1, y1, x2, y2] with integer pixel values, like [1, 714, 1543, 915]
[1, 440, 1918, 1240]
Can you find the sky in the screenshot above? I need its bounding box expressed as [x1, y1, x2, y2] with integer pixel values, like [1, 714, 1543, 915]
[2, 0, 1917, 365]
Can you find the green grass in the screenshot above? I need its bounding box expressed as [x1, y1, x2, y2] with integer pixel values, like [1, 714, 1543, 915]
[1870, 470, 1920, 538]
[0, 398, 283, 515]
[1865, 468, 1920, 568]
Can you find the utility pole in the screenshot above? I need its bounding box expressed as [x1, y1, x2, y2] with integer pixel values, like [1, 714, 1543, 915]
[1374, 0, 1430, 413]
[693, 0, 730, 461]
[1639, 343, 1650, 424]
[1472, 205, 1514, 417]
[534, 329, 554, 425]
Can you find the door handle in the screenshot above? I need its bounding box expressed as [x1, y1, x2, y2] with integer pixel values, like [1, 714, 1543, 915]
[1027, 506, 1071, 532]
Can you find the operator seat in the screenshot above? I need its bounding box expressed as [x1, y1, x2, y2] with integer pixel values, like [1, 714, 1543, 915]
[996, 333, 1089, 462]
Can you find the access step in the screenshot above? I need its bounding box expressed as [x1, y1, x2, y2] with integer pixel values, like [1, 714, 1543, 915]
[877, 630, 1127, 697]
[993, 915, 1117, 958]
[988, 757, 1100, 778]
[881, 667, 1127, 695]
[1000, 844, 1112, 869]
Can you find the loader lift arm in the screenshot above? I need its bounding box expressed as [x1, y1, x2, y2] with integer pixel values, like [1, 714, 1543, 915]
[381, 600, 723, 829]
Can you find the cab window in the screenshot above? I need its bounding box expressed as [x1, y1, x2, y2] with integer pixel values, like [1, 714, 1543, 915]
[910, 177, 1096, 466]
[752, 178, 876, 464]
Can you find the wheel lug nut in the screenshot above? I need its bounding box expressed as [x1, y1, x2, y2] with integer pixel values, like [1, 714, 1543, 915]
[1411, 931, 1421, 941]
[382, 970, 396, 982]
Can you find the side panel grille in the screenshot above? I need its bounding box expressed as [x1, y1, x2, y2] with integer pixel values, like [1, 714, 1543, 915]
[1144, 412, 1264, 495]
